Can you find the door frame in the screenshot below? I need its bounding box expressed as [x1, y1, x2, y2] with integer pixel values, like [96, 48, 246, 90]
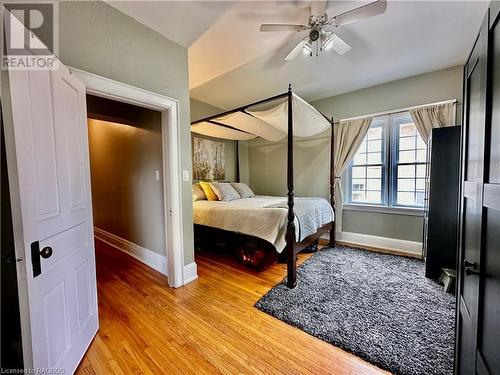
[69, 67, 186, 288]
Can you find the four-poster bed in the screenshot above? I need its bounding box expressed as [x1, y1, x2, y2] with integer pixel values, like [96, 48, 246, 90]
[191, 85, 336, 288]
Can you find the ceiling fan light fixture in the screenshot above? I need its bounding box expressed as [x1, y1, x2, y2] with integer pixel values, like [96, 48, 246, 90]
[260, 0, 387, 62]
[309, 28, 320, 42]
[303, 42, 313, 56]
[322, 36, 334, 51]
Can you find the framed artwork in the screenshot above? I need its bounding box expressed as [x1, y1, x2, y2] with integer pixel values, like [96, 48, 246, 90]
[192, 136, 225, 180]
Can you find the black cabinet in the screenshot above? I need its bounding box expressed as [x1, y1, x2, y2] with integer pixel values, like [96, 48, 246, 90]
[423, 126, 461, 279]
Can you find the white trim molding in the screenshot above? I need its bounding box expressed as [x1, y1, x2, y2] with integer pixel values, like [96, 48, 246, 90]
[70, 67, 187, 288]
[183, 262, 198, 285]
[343, 204, 424, 217]
[326, 231, 422, 258]
[94, 227, 168, 275]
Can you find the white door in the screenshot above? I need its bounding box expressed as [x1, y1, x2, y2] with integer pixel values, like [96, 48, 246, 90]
[4, 32, 98, 374]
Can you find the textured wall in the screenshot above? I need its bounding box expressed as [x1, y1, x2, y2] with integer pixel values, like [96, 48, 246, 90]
[59, 0, 194, 264]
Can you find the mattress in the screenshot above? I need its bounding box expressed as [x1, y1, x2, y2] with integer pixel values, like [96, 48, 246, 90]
[193, 196, 334, 253]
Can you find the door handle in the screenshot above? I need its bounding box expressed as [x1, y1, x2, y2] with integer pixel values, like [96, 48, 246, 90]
[464, 259, 480, 276]
[40, 246, 53, 259]
[30, 242, 53, 278]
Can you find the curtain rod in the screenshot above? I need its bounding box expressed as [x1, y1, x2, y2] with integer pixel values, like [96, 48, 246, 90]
[333, 99, 458, 125]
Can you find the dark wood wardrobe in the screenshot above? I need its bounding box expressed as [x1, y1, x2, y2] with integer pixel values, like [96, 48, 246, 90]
[423, 126, 461, 280]
[456, 5, 500, 374]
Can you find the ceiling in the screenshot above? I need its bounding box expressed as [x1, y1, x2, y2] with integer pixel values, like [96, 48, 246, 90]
[108, 0, 488, 109]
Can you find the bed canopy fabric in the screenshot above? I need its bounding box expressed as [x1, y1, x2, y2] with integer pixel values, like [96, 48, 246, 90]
[191, 93, 331, 141]
[191, 86, 335, 289]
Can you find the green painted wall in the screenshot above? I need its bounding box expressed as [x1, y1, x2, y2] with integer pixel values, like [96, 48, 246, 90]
[190, 98, 238, 182]
[87, 97, 166, 256]
[59, 1, 195, 264]
[190, 98, 250, 183]
[247, 66, 463, 242]
[190, 98, 223, 123]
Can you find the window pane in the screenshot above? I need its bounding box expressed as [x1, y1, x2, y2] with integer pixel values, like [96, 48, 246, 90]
[416, 136, 426, 149]
[416, 191, 425, 206]
[417, 149, 427, 162]
[349, 118, 387, 204]
[367, 166, 382, 178]
[399, 136, 415, 150]
[366, 152, 381, 164]
[398, 179, 415, 191]
[358, 140, 367, 153]
[367, 140, 382, 152]
[397, 192, 414, 205]
[353, 152, 366, 165]
[352, 191, 365, 202]
[366, 191, 381, 203]
[416, 164, 426, 177]
[399, 150, 415, 163]
[416, 178, 426, 190]
[393, 118, 427, 207]
[400, 123, 416, 136]
[367, 127, 382, 140]
[352, 179, 365, 191]
[398, 165, 415, 178]
[352, 166, 366, 178]
[366, 178, 381, 190]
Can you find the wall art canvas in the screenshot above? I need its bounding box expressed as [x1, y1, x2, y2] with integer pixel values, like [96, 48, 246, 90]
[192, 137, 225, 180]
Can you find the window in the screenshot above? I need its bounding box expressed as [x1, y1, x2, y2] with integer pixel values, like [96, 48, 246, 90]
[347, 112, 427, 208]
[391, 114, 427, 207]
[349, 119, 386, 205]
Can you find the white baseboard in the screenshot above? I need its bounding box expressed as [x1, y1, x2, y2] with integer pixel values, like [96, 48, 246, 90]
[323, 231, 422, 258]
[94, 227, 168, 276]
[183, 262, 198, 284]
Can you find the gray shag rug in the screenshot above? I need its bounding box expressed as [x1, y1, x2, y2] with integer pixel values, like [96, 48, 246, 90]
[255, 245, 455, 375]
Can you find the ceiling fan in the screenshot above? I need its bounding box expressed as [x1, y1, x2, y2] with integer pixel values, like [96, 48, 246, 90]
[260, 0, 387, 60]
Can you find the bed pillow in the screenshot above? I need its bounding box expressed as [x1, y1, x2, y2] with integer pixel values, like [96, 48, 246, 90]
[231, 182, 255, 198]
[192, 183, 206, 202]
[199, 181, 219, 201]
[210, 182, 241, 201]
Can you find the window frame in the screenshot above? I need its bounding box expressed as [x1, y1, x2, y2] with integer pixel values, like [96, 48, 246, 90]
[389, 113, 427, 208]
[346, 116, 390, 206]
[346, 112, 427, 210]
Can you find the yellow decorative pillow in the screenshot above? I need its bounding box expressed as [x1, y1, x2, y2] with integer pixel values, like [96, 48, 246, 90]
[199, 181, 218, 201]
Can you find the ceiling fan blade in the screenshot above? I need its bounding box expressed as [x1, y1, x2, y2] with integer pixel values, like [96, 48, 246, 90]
[282, 33, 309, 61]
[310, 1, 327, 17]
[260, 24, 308, 32]
[332, 0, 387, 27]
[324, 33, 352, 55]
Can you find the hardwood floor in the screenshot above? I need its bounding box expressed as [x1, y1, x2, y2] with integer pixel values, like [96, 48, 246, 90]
[76, 240, 389, 375]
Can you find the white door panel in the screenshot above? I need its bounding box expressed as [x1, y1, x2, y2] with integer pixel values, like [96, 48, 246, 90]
[5, 15, 98, 372]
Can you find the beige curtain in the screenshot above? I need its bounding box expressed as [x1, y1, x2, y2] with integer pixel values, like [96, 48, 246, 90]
[333, 117, 373, 233]
[409, 101, 455, 143]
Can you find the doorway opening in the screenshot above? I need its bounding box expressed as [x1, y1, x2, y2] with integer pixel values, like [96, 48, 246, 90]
[70, 67, 190, 288]
[86, 95, 168, 277]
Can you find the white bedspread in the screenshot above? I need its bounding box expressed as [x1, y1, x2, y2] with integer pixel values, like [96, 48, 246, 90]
[193, 196, 334, 253]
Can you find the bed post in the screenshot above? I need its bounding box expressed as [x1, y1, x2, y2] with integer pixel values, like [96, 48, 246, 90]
[286, 84, 296, 289]
[329, 119, 336, 247]
[236, 141, 240, 182]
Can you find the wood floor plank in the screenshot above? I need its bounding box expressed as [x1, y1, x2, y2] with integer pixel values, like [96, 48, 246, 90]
[76, 239, 389, 375]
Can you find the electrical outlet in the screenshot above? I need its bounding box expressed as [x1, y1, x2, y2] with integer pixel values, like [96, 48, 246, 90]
[183, 170, 190, 181]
